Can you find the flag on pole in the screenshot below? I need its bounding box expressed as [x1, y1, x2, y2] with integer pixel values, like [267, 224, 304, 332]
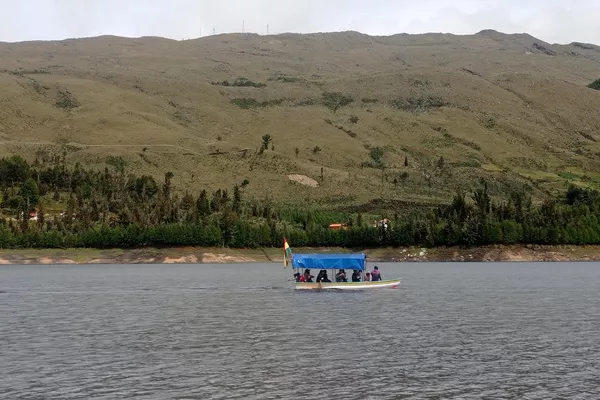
[283, 237, 292, 268]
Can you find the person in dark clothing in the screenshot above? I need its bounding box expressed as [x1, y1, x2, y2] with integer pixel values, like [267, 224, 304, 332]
[316, 270, 325, 283]
[335, 269, 348, 282]
[351, 270, 361, 282]
[316, 270, 331, 283]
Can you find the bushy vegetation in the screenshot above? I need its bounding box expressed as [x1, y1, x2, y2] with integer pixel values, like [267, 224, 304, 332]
[322, 92, 353, 112]
[212, 77, 266, 88]
[588, 78, 600, 90]
[268, 75, 300, 83]
[391, 95, 445, 112]
[3, 156, 600, 249]
[230, 98, 285, 109]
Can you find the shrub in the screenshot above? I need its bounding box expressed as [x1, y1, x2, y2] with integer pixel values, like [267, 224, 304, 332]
[391, 95, 445, 112]
[369, 147, 384, 164]
[268, 76, 300, 83]
[230, 98, 285, 109]
[322, 92, 353, 112]
[212, 77, 266, 88]
[230, 98, 260, 109]
[483, 117, 497, 129]
[588, 78, 600, 90]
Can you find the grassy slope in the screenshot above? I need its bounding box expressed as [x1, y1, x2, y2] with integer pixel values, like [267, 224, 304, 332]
[1, 30, 600, 212]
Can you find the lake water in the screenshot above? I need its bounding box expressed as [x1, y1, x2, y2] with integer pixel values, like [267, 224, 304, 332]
[1, 262, 600, 399]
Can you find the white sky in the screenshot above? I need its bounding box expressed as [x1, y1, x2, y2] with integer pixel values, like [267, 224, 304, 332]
[1, 0, 599, 45]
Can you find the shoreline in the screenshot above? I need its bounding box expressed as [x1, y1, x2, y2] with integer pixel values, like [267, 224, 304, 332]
[2, 245, 600, 265]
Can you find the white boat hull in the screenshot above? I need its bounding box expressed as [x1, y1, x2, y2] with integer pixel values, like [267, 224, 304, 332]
[295, 279, 401, 290]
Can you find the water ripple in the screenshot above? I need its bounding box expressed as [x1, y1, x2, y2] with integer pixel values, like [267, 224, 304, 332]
[1, 262, 600, 399]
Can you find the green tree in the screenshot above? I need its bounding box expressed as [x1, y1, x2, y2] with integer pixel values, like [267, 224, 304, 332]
[37, 202, 45, 232]
[180, 191, 195, 222]
[473, 181, 491, 216]
[0, 155, 29, 186]
[20, 178, 40, 210]
[232, 185, 242, 214]
[129, 175, 159, 199]
[0, 224, 12, 249]
[356, 213, 363, 227]
[210, 189, 222, 212]
[6, 195, 24, 212]
[163, 172, 174, 197]
[449, 192, 469, 223]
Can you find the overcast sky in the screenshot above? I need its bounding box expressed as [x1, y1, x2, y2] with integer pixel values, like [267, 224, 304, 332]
[1, 0, 598, 45]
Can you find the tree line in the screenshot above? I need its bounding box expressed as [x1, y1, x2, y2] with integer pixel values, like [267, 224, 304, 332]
[1, 155, 600, 249]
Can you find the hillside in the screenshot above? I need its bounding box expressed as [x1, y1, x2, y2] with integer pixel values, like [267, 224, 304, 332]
[1, 30, 600, 212]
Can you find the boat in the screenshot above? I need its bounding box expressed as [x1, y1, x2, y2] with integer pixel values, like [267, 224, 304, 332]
[284, 239, 401, 290]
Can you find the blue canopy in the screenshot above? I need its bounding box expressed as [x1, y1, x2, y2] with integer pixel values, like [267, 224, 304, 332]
[292, 253, 366, 271]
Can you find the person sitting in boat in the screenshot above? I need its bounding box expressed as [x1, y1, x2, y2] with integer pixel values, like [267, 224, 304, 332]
[317, 270, 331, 283]
[315, 270, 323, 282]
[364, 272, 371, 281]
[335, 269, 347, 282]
[351, 270, 361, 282]
[371, 266, 382, 281]
[294, 272, 302, 282]
[302, 269, 314, 282]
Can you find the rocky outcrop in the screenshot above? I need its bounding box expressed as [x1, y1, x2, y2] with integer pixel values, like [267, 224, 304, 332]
[532, 42, 557, 56]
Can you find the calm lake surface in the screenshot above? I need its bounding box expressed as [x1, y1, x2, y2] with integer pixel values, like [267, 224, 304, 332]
[1, 262, 600, 399]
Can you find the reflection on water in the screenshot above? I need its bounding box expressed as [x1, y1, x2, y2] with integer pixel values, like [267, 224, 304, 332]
[1, 262, 600, 399]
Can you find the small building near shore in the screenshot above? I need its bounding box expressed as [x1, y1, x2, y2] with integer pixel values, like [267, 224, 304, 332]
[373, 218, 389, 230]
[329, 223, 349, 231]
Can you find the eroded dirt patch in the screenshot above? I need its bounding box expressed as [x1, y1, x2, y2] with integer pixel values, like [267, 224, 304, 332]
[163, 255, 199, 264]
[201, 253, 255, 263]
[288, 174, 318, 187]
